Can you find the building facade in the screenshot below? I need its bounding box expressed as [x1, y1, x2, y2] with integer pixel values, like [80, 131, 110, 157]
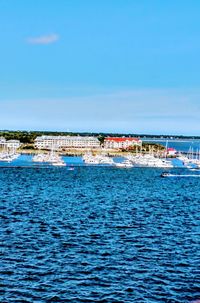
[0, 137, 6, 148]
[0, 138, 21, 149]
[167, 148, 177, 156]
[6, 140, 21, 149]
[104, 137, 142, 149]
[34, 136, 101, 149]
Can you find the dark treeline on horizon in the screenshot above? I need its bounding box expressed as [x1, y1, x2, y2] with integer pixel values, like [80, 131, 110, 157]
[0, 130, 200, 144]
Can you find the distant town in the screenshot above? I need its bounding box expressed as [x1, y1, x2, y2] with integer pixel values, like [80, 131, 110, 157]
[0, 130, 199, 144]
[0, 130, 197, 165]
[0, 129, 198, 157]
[0, 133, 143, 153]
[0, 130, 171, 156]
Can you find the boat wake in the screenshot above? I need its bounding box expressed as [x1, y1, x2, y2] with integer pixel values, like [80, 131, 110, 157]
[161, 172, 200, 178]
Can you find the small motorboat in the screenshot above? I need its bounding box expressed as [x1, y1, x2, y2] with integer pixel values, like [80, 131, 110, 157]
[52, 161, 66, 167]
[68, 166, 75, 170]
[161, 172, 200, 178]
[115, 160, 133, 168]
[161, 172, 172, 177]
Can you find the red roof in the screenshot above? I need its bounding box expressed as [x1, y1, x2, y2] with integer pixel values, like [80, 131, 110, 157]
[105, 137, 140, 142]
[167, 148, 176, 151]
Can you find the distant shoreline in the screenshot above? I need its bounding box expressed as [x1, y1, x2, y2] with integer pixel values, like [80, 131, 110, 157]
[18, 149, 142, 157]
[19, 147, 165, 157]
[0, 130, 200, 142]
[142, 139, 200, 142]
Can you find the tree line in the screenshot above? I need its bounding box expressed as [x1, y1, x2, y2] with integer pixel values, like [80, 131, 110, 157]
[0, 130, 199, 144]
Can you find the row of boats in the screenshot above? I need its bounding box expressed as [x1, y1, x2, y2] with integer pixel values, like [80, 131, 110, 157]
[1, 150, 200, 169]
[32, 153, 66, 166]
[177, 154, 200, 169]
[83, 152, 173, 168]
[0, 151, 66, 166]
[0, 152, 20, 162]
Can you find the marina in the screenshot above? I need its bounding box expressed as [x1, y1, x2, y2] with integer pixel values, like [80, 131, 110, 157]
[1, 152, 200, 169]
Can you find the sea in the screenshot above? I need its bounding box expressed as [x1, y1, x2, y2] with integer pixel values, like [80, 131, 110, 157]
[0, 141, 200, 303]
[143, 139, 200, 153]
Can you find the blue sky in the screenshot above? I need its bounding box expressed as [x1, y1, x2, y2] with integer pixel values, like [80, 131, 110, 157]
[0, 0, 200, 135]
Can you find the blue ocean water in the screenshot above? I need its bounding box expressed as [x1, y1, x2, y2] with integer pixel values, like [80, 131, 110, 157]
[143, 139, 200, 153]
[0, 164, 200, 303]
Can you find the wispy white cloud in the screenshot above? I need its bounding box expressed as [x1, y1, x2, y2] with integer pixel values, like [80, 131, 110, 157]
[27, 33, 59, 45]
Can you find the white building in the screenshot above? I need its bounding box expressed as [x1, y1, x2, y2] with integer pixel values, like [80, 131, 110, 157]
[0, 138, 21, 149]
[0, 137, 6, 148]
[34, 136, 101, 149]
[6, 140, 21, 149]
[104, 137, 142, 149]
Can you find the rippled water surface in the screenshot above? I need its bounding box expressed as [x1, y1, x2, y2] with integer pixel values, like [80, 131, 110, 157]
[0, 167, 200, 303]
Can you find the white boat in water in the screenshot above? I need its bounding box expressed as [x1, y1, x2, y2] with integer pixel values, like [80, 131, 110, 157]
[115, 160, 133, 168]
[126, 154, 173, 168]
[177, 148, 200, 168]
[83, 152, 114, 165]
[32, 153, 48, 162]
[161, 172, 200, 178]
[32, 146, 66, 166]
[52, 161, 66, 167]
[0, 152, 19, 162]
